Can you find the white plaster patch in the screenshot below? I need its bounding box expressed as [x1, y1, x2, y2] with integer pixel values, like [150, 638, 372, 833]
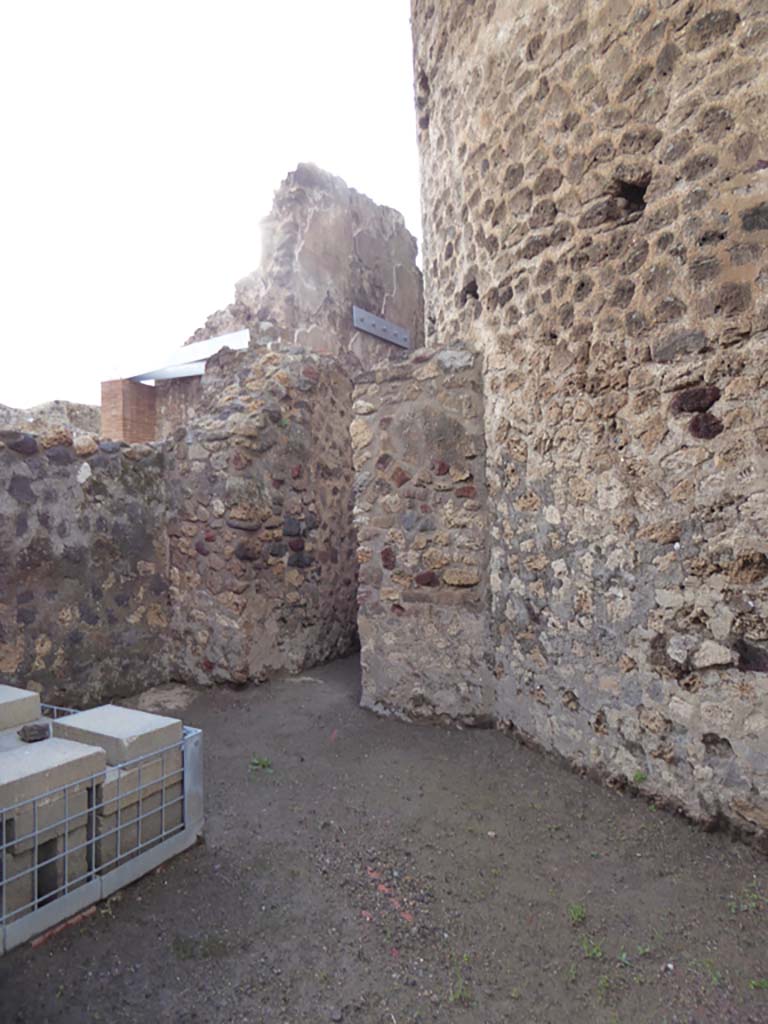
[76, 462, 92, 484]
[436, 348, 474, 371]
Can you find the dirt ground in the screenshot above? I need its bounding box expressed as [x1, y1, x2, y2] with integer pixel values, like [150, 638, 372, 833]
[2, 655, 767, 1024]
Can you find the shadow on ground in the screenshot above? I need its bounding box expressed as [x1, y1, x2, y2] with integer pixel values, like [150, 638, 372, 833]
[2, 655, 767, 1024]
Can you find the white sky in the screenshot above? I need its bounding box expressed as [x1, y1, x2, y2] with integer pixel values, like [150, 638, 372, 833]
[0, 0, 421, 408]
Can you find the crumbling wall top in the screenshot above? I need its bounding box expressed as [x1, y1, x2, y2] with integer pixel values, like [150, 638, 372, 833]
[188, 163, 424, 372]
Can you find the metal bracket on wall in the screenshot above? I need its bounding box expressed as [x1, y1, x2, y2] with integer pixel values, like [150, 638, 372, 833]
[352, 306, 410, 350]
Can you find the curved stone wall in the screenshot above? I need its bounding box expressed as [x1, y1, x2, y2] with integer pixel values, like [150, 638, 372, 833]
[412, 1, 768, 832]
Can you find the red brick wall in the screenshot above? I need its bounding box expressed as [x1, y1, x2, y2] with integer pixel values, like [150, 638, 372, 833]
[101, 380, 157, 442]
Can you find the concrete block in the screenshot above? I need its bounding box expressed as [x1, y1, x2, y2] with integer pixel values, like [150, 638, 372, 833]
[42, 825, 90, 895]
[0, 722, 46, 756]
[1, 848, 35, 923]
[53, 706, 182, 766]
[0, 738, 106, 811]
[96, 783, 183, 871]
[0, 686, 41, 732]
[6, 785, 90, 855]
[140, 784, 184, 843]
[2, 825, 91, 923]
[94, 812, 122, 872]
[97, 748, 183, 816]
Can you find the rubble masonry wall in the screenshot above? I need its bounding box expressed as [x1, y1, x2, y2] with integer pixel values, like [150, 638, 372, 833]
[166, 334, 359, 686]
[0, 429, 169, 707]
[1, 167, 422, 705]
[410, 0, 768, 832]
[352, 346, 495, 723]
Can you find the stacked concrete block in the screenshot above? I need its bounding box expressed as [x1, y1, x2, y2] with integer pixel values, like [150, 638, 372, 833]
[95, 752, 183, 869]
[53, 705, 182, 764]
[0, 685, 41, 732]
[1, 695, 188, 927]
[4, 779, 90, 853]
[53, 707, 184, 870]
[0, 735, 105, 923]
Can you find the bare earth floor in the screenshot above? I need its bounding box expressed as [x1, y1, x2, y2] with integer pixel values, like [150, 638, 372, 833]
[2, 655, 767, 1024]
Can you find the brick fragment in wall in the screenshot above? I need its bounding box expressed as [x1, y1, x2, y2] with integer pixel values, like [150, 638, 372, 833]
[409, 0, 768, 837]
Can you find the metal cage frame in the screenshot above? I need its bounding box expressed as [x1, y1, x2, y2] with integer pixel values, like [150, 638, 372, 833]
[1, 705, 203, 954]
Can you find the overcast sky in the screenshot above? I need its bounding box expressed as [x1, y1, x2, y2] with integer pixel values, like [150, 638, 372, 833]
[0, 0, 421, 409]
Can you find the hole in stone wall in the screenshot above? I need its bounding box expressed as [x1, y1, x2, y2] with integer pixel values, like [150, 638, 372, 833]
[702, 733, 734, 757]
[416, 70, 430, 105]
[459, 278, 479, 306]
[734, 638, 768, 673]
[698, 230, 726, 246]
[610, 175, 650, 217]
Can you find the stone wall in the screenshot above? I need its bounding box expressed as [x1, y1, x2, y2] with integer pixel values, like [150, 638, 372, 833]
[0, 334, 360, 703]
[0, 428, 169, 707]
[2, 166, 422, 707]
[155, 377, 203, 441]
[0, 401, 100, 436]
[352, 345, 494, 723]
[166, 330, 358, 687]
[409, 0, 768, 833]
[101, 164, 425, 446]
[187, 164, 425, 374]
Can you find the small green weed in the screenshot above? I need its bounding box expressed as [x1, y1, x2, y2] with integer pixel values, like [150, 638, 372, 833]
[99, 893, 123, 919]
[448, 954, 473, 1006]
[581, 935, 603, 960]
[749, 978, 768, 991]
[249, 755, 274, 776]
[568, 901, 587, 926]
[691, 958, 722, 988]
[633, 770, 647, 784]
[728, 878, 767, 914]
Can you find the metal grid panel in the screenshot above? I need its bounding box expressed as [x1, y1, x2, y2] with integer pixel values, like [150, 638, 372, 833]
[1, 713, 203, 953]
